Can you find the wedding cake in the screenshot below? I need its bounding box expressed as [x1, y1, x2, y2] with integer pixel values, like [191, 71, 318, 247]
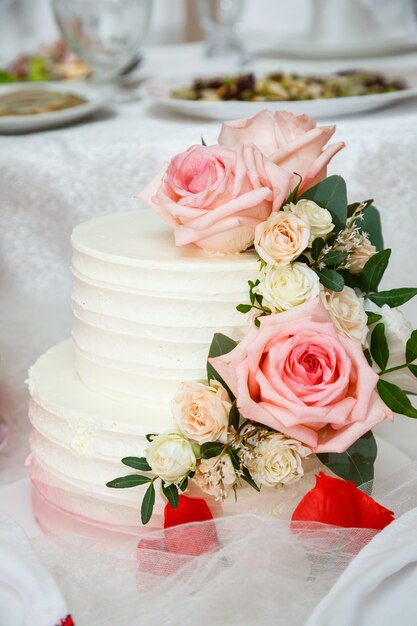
[28, 110, 416, 537]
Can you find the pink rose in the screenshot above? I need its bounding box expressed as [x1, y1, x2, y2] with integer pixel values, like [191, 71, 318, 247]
[218, 110, 345, 194]
[138, 143, 292, 254]
[210, 297, 391, 453]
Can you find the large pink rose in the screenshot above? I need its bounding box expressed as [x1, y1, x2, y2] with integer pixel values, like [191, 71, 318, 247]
[138, 143, 292, 254]
[210, 297, 391, 453]
[218, 110, 345, 194]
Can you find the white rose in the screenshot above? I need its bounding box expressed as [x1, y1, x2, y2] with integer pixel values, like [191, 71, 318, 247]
[146, 433, 196, 485]
[365, 301, 417, 394]
[255, 262, 321, 312]
[321, 286, 368, 345]
[254, 211, 310, 266]
[349, 240, 377, 274]
[285, 199, 333, 246]
[172, 380, 231, 445]
[251, 433, 311, 487]
[194, 454, 237, 500]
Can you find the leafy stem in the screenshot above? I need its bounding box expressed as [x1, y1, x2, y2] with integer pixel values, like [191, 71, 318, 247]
[377, 363, 408, 376]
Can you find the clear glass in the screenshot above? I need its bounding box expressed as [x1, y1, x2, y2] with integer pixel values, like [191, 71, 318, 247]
[51, 0, 152, 83]
[197, 0, 245, 58]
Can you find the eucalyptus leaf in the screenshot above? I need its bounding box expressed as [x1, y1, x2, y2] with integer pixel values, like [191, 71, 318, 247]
[366, 311, 382, 326]
[141, 482, 156, 525]
[347, 198, 374, 218]
[162, 482, 179, 509]
[300, 175, 347, 231]
[106, 474, 151, 489]
[362, 249, 391, 293]
[317, 430, 377, 487]
[377, 379, 417, 418]
[368, 288, 417, 308]
[200, 441, 224, 459]
[207, 333, 238, 400]
[370, 323, 389, 371]
[122, 457, 152, 472]
[406, 330, 417, 364]
[316, 268, 344, 292]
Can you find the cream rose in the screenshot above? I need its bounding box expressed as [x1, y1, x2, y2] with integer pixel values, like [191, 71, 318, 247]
[365, 301, 417, 394]
[251, 433, 311, 487]
[321, 286, 368, 345]
[194, 454, 237, 500]
[284, 199, 333, 246]
[254, 212, 310, 266]
[146, 433, 196, 485]
[173, 380, 231, 445]
[349, 240, 377, 274]
[255, 262, 321, 312]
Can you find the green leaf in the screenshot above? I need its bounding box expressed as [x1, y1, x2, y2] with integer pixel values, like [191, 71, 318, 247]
[201, 136, 207, 146]
[317, 430, 377, 487]
[408, 364, 417, 378]
[200, 441, 224, 459]
[300, 175, 347, 231]
[363, 348, 372, 366]
[297, 254, 311, 266]
[369, 288, 417, 308]
[145, 433, 157, 442]
[370, 323, 389, 371]
[229, 448, 241, 471]
[406, 330, 417, 364]
[179, 476, 188, 492]
[106, 474, 151, 489]
[316, 268, 344, 292]
[347, 198, 374, 218]
[358, 205, 384, 251]
[228, 400, 240, 430]
[377, 379, 417, 418]
[141, 482, 156, 525]
[282, 173, 302, 205]
[162, 482, 179, 509]
[366, 311, 382, 325]
[240, 467, 261, 492]
[122, 457, 152, 472]
[236, 303, 252, 314]
[362, 249, 391, 293]
[311, 237, 325, 261]
[207, 333, 238, 400]
[322, 250, 348, 267]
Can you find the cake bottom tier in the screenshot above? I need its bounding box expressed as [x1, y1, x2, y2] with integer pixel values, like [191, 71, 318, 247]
[28, 340, 405, 539]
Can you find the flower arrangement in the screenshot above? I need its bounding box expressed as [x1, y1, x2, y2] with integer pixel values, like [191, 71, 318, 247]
[107, 110, 417, 527]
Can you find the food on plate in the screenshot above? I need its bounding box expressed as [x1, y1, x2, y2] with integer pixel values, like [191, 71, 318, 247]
[0, 40, 90, 83]
[171, 70, 407, 102]
[0, 89, 87, 116]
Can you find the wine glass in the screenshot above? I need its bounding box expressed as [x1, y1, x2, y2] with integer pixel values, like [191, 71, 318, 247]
[51, 0, 151, 85]
[196, 0, 246, 58]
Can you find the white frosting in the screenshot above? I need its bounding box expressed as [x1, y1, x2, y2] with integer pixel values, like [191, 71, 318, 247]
[71, 210, 257, 399]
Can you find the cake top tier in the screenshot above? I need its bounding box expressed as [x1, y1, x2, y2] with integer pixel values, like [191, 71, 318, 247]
[72, 209, 258, 271]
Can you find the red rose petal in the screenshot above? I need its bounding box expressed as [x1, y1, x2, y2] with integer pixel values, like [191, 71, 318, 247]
[292, 472, 394, 530]
[164, 495, 219, 556]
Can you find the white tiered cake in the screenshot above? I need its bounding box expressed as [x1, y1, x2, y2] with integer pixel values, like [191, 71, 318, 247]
[28, 209, 259, 534]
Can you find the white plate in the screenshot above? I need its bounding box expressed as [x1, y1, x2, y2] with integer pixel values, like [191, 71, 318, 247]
[263, 34, 417, 60]
[0, 82, 110, 134]
[143, 70, 417, 121]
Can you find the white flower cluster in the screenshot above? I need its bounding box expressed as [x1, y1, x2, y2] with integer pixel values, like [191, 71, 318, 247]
[251, 199, 370, 345]
[145, 380, 312, 501]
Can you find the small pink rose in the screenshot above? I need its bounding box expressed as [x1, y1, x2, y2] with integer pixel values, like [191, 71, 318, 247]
[218, 110, 345, 194]
[209, 297, 391, 453]
[138, 143, 292, 254]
